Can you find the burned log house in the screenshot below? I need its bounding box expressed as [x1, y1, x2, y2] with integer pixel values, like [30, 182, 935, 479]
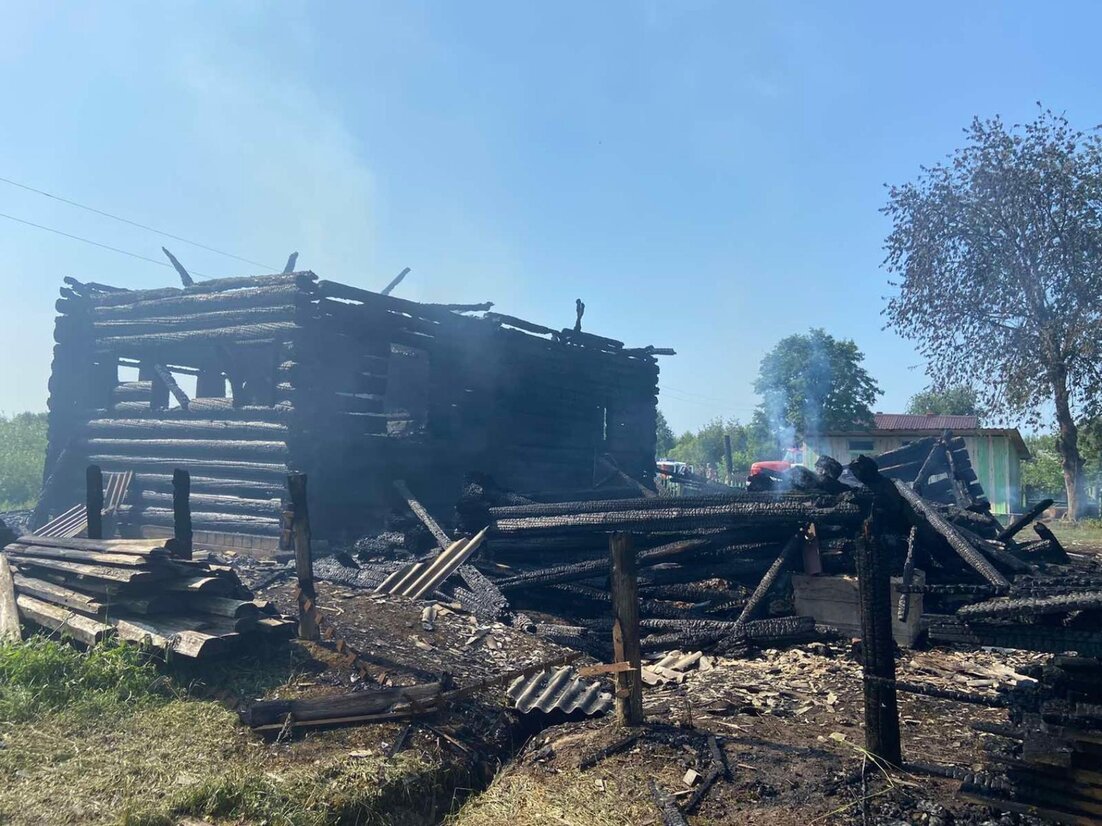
[40, 272, 663, 551]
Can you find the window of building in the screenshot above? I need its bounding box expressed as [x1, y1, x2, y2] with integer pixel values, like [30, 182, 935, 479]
[848, 439, 875, 452]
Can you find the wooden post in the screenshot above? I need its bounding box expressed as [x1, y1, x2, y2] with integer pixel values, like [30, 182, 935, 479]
[172, 468, 192, 560]
[723, 434, 734, 485]
[85, 465, 103, 540]
[288, 473, 319, 641]
[855, 509, 902, 765]
[610, 531, 643, 726]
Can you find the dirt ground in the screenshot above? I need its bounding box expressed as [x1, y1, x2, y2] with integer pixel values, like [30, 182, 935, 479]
[249, 578, 1049, 826]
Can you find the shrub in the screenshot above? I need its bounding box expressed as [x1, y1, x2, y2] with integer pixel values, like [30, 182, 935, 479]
[0, 412, 47, 510]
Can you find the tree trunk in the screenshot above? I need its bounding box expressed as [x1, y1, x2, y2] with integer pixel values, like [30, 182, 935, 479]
[1050, 366, 1086, 519]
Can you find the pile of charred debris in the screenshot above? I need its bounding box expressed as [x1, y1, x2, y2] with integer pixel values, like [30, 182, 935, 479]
[319, 433, 1102, 823]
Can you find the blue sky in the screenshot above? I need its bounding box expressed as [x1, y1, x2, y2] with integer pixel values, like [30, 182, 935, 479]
[1, 1, 1099, 434]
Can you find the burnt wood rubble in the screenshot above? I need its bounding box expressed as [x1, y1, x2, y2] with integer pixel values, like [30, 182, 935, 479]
[6, 270, 1102, 823]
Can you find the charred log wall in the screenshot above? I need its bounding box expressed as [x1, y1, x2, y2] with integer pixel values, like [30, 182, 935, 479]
[42, 273, 661, 545]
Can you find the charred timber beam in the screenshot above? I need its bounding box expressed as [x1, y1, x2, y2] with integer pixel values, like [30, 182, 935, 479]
[855, 508, 901, 766]
[998, 499, 1054, 542]
[892, 479, 1010, 591]
[732, 529, 806, 628]
[161, 247, 194, 286]
[86, 418, 289, 439]
[96, 321, 299, 350]
[493, 501, 862, 536]
[88, 456, 289, 482]
[393, 480, 450, 550]
[87, 272, 313, 308]
[83, 438, 289, 459]
[957, 590, 1102, 620]
[488, 492, 839, 520]
[849, 456, 1008, 591]
[133, 490, 282, 517]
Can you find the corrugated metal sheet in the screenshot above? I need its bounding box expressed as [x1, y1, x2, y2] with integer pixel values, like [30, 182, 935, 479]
[873, 413, 979, 431]
[374, 527, 488, 599]
[507, 666, 612, 716]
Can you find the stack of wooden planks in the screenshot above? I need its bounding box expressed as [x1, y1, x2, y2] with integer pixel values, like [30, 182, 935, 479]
[2, 534, 295, 658]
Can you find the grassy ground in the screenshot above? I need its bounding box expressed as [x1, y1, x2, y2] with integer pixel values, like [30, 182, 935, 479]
[0, 636, 457, 826]
[1043, 518, 1102, 552]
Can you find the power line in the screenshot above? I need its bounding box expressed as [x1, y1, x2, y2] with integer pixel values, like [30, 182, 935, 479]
[0, 210, 212, 277]
[0, 174, 276, 270]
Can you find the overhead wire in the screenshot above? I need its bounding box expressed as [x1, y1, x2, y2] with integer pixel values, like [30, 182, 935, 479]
[0, 210, 213, 277]
[0, 174, 277, 270]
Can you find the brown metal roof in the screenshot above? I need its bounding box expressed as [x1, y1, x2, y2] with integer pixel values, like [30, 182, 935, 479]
[873, 413, 980, 430]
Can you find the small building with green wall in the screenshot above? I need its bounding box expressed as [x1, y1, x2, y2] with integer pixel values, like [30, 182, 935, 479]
[803, 413, 1030, 517]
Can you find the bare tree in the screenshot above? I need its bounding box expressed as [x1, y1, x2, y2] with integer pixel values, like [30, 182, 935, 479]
[883, 108, 1102, 517]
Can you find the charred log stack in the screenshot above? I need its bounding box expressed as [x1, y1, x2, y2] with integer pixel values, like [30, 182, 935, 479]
[959, 655, 1102, 823]
[2, 534, 295, 658]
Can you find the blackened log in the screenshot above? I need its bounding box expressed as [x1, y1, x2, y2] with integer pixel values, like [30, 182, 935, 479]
[121, 507, 281, 536]
[89, 272, 311, 308]
[85, 438, 289, 460]
[855, 510, 901, 766]
[288, 473, 318, 641]
[380, 267, 411, 295]
[957, 591, 1102, 620]
[891, 480, 1009, 591]
[489, 492, 835, 520]
[493, 500, 861, 536]
[89, 456, 288, 482]
[998, 499, 1055, 542]
[170, 469, 192, 559]
[133, 490, 282, 517]
[153, 365, 190, 409]
[97, 321, 298, 350]
[648, 779, 689, 826]
[1030, 523, 1070, 563]
[85, 465, 103, 540]
[162, 247, 194, 286]
[610, 532, 643, 726]
[897, 527, 917, 622]
[283, 252, 299, 273]
[87, 418, 289, 439]
[732, 529, 806, 627]
[393, 479, 450, 550]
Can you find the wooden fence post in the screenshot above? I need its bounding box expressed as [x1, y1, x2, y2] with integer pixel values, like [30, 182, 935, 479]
[855, 509, 902, 765]
[288, 473, 319, 641]
[85, 465, 103, 540]
[610, 531, 643, 726]
[171, 469, 192, 560]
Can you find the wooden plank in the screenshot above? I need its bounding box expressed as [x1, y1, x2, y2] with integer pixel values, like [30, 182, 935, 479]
[12, 574, 105, 615]
[0, 557, 21, 642]
[7, 557, 161, 585]
[112, 616, 228, 658]
[16, 594, 114, 645]
[5, 544, 158, 567]
[182, 595, 260, 618]
[165, 576, 235, 595]
[12, 536, 167, 555]
[242, 681, 442, 727]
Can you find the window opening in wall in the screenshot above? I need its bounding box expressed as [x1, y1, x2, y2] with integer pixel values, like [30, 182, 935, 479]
[385, 344, 429, 436]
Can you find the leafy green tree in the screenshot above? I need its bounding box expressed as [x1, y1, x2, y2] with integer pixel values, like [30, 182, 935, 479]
[0, 412, 47, 510]
[1021, 434, 1066, 498]
[753, 328, 880, 446]
[655, 409, 676, 457]
[665, 417, 779, 474]
[906, 385, 983, 420]
[883, 109, 1102, 517]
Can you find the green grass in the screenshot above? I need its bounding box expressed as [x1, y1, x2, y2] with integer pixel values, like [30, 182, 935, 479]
[0, 411, 47, 511]
[0, 636, 462, 825]
[0, 635, 168, 722]
[1046, 518, 1102, 552]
